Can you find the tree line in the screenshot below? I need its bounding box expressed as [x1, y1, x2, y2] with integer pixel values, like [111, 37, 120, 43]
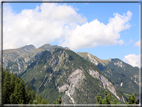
[96, 90, 137, 104]
[2, 68, 62, 104]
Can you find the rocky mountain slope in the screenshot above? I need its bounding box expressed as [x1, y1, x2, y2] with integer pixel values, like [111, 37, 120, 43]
[77, 52, 139, 95]
[20, 48, 127, 103]
[1, 44, 65, 74]
[1, 44, 130, 104]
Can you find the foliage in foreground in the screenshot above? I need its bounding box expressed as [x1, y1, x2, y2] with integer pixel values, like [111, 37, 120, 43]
[96, 90, 119, 104]
[2, 68, 62, 104]
[96, 90, 137, 104]
[125, 93, 137, 104]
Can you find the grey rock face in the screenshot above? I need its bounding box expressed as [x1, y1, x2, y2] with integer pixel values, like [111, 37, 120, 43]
[58, 84, 69, 92]
[2, 44, 60, 74]
[87, 53, 98, 65]
[61, 69, 85, 104]
[114, 61, 123, 68]
[88, 69, 120, 100]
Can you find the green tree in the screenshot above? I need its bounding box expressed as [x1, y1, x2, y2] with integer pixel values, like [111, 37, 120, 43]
[125, 93, 137, 104]
[13, 83, 19, 103]
[58, 96, 62, 104]
[31, 90, 36, 101]
[53, 96, 62, 104]
[96, 90, 118, 104]
[33, 100, 38, 104]
[17, 80, 26, 104]
[102, 90, 112, 104]
[96, 93, 102, 104]
[2, 69, 11, 104]
[25, 82, 32, 93]
[2, 68, 34, 104]
[28, 90, 35, 104]
[14, 80, 26, 104]
[10, 73, 16, 94]
[2, 68, 55, 104]
[112, 99, 117, 104]
[26, 89, 36, 104]
[10, 93, 15, 104]
[41, 99, 48, 104]
[37, 94, 42, 104]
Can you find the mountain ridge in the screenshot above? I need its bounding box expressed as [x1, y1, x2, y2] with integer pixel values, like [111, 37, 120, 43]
[77, 52, 139, 95]
[18, 48, 127, 103]
[2, 43, 139, 104]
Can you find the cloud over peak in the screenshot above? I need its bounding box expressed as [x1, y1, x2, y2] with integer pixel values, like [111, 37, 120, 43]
[3, 3, 132, 51]
[3, 3, 86, 49]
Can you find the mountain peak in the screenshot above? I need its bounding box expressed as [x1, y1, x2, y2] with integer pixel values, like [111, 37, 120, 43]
[22, 44, 36, 49]
[3, 44, 36, 54]
[38, 43, 70, 51]
[77, 52, 109, 66]
[20, 44, 36, 52]
[38, 43, 51, 48]
[38, 43, 60, 51]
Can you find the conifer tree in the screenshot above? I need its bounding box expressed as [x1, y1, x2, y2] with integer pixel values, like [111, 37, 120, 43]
[10, 73, 16, 94]
[2, 68, 56, 104]
[58, 96, 62, 104]
[2, 69, 11, 104]
[96, 90, 118, 104]
[102, 90, 112, 104]
[41, 99, 48, 104]
[33, 99, 38, 104]
[17, 80, 26, 104]
[25, 82, 32, 93]
[112, 99, 117, 104]
[31, 90, 36, 101]
[13, 83, 19, 103]
[25, 82, 33, 103]
[10, 93, 15, 104]
[96, 93, 102, 104]
[125, 93, 137, 104]
[2, 69, 28, 104]
[37, 94, 42, 104]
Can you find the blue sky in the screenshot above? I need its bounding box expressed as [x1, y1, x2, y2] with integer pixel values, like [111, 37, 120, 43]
[3, 2, 140, 67]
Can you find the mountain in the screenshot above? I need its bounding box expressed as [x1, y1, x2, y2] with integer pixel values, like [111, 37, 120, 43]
[19, 47, 127, 103]
[77, 52, 139, 95]
[38, 43, 64, 51]
[1, 44, 64, 74]
[1, 44, 128, 104]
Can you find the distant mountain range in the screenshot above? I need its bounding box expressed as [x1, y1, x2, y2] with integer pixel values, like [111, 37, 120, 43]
[1, 44, 140, 104]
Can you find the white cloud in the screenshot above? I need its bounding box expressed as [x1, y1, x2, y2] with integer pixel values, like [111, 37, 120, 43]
[123, 54, 140, 68]
[61, 11, 132, 50]
[3, 3, 87, 49]
[135, 40, 140, 47]
[3, 3, 132, 50]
